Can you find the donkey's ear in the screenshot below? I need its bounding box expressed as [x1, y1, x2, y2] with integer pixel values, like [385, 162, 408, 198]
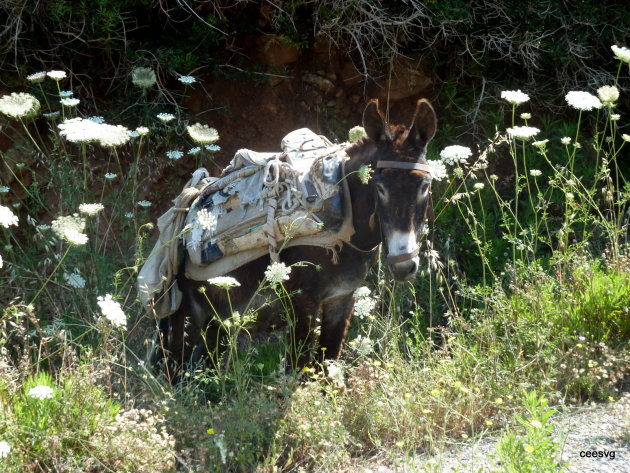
[362, 99, 390, 142]
[409, 99, 437, 147]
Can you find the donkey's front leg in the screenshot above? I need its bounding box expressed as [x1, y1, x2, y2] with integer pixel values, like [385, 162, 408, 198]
[318, 293, 355, 361]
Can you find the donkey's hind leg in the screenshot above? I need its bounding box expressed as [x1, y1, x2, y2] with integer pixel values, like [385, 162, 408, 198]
[318, 293, 355, 361]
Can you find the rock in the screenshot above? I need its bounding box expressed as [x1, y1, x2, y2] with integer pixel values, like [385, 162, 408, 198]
[340, 62, 363, 86]
[253, 35, 300, 66]
[302, 72, 335, 94]
[368, 58, 433, 101]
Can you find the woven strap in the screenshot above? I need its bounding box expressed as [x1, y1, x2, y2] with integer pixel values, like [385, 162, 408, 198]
[385, 246, 420, 265]
[377, 161, 432, 175]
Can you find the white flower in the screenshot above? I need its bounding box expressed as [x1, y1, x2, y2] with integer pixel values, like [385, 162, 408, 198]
[264, 262, 291, 285]
[611, 114, 620, 121]
[0, 92, 41, 119]
[561, 137, 572, 145]
[97, 124, 130, 147]
[351, 334, 374, 356]
[566, 192, 575, 200]
[27, 385, 54, 400]
[79, 203, 104, 216]
[0, 440, 10, 458]
[353, 286, 371, 299]
[0, 205, 19, 228]
[27, 71, 46, 83]
[197, 208, 217, 232]
[59, 90, 73, 97]
[131, 67, 157, 88]
[426, 160, 448, 181]
[58, 118, 130, 147]
[357, 164, 373, 184]
[611, 45, 630, 63]
[354, 295, 376, 319]
[51, 214, 88, 245]
[137, 200, 152, 207]
[207, 276, 241, 289]
[565, 91, 602, 111]
[0, 186, 10, 194]
[47, 70, 67, 81]
[60, 97, 80, 107]
[97, 294, 127, 328]
[622, 134, 630, 142]
[532, 139, 548, 149]
[189, 147, 201, 155]
[349, 125, 367, 142]
[325, 360, 345, 386]
[178, 75, 197, 84]
[64, 271, 86, 289]
[88, 116, 105, 124]
[128, 130, 140, 138]
[0, 254, 3, 269]
[440, 145, 472, 165]
[507, 126, 540, 141]
[529, 169, 542, 177]
[157, 112, 175, 122]
[206, 144, 220, 152]
[124, 212, 134, 219]
[187, 123, 220, 144]
[473, 182, 485, 190]
[501, 90, 530, 106]
[104, 172, 117, 180]
[520, 113, 531, 120]
[136, 126, 149, 135]
[597, 85, 619, 103]
[166, 150, 184, 160]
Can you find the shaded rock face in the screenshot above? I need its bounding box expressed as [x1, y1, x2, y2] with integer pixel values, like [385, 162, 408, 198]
[252, 35, 301, 66]
[368, 58, 433, 101]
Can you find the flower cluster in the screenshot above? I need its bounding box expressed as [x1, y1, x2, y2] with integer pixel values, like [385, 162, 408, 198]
[97, 294, 127, 329]
[426, 160, 448, 181]
[64, 270, 86, 289]
[207, 276, 240, 289]
[79, 203, 104, 216]
[27, 385, 54, 400]
[611, 45, 630, 63]
[501, 90, 530, 106]
[565, 91, 602, 111]
[353, 286, 376, 319]
[131, 67, 157, 89]
[507, 126, 540, 141]
[58, 118, 130, 148]
[264, 262, 291, 285]
[440, 145, 472, 165]
[348, 125, 367, 142]
[0, 205, 19, 228]
[187, 123, 220, 144]
[51, 214, 88, 245]
[0, 92, 41, 119]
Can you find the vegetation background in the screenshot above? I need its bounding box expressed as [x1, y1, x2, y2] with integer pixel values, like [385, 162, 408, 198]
[0, 1, 629, 471]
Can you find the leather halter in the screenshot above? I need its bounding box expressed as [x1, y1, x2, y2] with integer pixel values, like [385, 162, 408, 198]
[374, 160, 431, 265]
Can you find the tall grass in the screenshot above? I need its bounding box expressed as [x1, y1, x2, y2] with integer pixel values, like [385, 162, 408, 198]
[0, 49, 629, 471]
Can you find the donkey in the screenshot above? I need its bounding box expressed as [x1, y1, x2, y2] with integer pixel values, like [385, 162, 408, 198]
[151, 98, 437, 374]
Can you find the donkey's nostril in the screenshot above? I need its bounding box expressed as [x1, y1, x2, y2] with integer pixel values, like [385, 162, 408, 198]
[409, 260, 418, 275]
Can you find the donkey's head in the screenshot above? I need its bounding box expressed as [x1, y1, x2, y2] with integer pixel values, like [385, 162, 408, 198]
[363, 99, 437, 281]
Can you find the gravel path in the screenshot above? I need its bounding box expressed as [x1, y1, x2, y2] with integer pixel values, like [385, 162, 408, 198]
[348, 393, 630, 472]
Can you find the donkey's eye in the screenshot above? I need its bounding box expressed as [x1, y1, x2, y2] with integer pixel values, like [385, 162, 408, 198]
[418, 181, 431, 197]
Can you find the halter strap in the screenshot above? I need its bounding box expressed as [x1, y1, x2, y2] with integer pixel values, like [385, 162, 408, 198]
[377, 161, 433, 175]
[385, 246, 420, 265]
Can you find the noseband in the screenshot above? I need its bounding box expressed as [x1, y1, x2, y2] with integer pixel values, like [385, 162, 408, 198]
[375, 160, 432, 265]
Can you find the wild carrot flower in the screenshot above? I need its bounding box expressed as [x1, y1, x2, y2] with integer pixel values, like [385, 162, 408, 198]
[520, 113, 531, 119]
[189, 147, 201, 155]
[131, 67, 157, 89]
[611, 114, 620, 121]
[64, 270, 86, 289]
[440, 145, 472, 165]
[26, 71, 46, 83]
[532, 139, 549, 150]
[0, 254, 3, 269]
[47, 70, 67, 81]
[187, 123, 220, 144]
[0, 205, 19, 228]
[79, 203, 104, 216]
[207, 276, 240, 289]
[325, 360, 345, 386]
[426, 160, 448, 181]
[622, 134, 630, 142]
[0, 92, 41, 119]
[501, 90, 530, 105]
[197, 208, 217, 232]
[97, 294, 127, 329]
[264, 262, 291, 284]
[137, 200, 152, 207]
[353, 293, 376, 319]
[27, 385, 54, 400]
[350, 334, 374, 355]
[51, 215, 88, 245]
[349, 125, 367, 142]
[88, 116, 105, 124]
[353, 286, 371, 298]
[98, 124, 130, 147]
[507, 126, 540, 141]
[473, 182, 485, 190]
[136, 126, 149, 135]
[60, 97, 80, 107]
[205, 144, 221, 152]
[0, 440, 10, 458]
[59, 90, 73, 97]
[178, 75, 197, 84]
[157, 112, 175, 122]
[530, 169, 542, 177]
[166, 150, 184, 160]
[561, 137, 571, 145]
[565, 91, 602, 111]
[357, 164, 373, 184]
[104, 172, 117, 180]
[597, 85, 619, 104]
[0, 186, 7, 193]
[611, 45, 630, 63]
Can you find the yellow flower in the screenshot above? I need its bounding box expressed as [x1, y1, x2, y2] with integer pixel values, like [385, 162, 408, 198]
[524, 444, 534, 454]
[207, 428, 215, 435]
[485, 420, 493, 426]
[431, 389, 440, 396]
[495, 397, 504, 405]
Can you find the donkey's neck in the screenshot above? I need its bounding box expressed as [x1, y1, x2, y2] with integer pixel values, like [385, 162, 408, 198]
[345, 140, 381, 251]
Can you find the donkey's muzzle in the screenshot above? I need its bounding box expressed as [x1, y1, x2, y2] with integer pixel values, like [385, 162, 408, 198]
[389, 257, 419, 281]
